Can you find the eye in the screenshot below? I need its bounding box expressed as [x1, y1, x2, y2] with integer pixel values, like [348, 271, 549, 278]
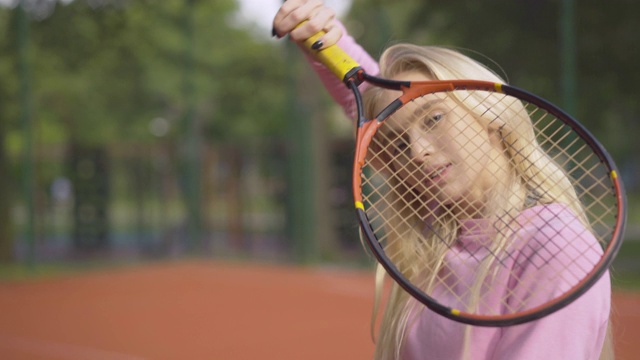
[392, 137, 409, 156]
[424, 112, 444, 128]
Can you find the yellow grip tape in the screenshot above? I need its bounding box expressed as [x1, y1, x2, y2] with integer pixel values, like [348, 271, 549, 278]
[300, 28, 361, 82]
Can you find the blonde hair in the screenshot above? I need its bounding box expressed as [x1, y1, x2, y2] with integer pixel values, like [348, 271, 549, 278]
[362, 44, 613, 360]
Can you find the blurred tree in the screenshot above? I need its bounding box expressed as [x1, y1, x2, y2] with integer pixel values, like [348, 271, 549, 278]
[0, 0, 286, 150]
[0, 81, 12, 261]
[0, 0, 290, 258]
[0, 7, 21, 261]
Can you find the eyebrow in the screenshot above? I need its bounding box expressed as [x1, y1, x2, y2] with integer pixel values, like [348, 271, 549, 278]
[408, 98, 446, 122]
[383, 98, 446, 138]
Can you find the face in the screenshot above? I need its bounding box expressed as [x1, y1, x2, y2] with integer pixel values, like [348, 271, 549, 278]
[374, 71, 508, 218]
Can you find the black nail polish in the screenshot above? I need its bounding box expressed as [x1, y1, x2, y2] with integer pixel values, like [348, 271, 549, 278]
[271, 27, 278, 38]
[311, 40, 323, 50]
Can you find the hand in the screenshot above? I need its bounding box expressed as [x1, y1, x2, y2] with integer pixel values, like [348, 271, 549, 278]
[272, 0, 342, 50]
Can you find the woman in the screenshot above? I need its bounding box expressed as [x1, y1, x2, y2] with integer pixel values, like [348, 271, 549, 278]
[273, 1, 614, 359]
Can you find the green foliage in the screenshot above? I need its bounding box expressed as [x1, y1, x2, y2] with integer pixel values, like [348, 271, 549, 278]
[0, 0, 289, 147]
[0, 0, 292, 261]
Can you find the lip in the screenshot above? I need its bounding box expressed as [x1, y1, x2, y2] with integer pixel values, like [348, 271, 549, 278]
[426, 163, 452, 182]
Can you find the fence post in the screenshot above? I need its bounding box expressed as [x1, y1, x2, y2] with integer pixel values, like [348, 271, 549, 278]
[183, 0, 202, 252]
[285, 40, 317, 264]
[18, 4, 36, 267]
[560, 0, 577, 116]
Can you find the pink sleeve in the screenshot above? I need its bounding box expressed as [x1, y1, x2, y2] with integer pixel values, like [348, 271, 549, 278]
[491, 206, 611, 360]
[301, 21, 380, 120]
[492, 273, 610, 360]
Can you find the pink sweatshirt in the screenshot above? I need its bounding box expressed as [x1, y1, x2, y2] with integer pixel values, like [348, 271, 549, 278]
[303, 23, 611, 360]
[403, 204, 610, 360]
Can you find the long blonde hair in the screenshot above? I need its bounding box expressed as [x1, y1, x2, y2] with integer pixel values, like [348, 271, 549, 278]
[362, 44, 613, 360]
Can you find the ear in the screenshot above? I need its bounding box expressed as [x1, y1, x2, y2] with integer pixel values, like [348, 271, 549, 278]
[487, 123, 507, 151]
[487, 116, 507, 132]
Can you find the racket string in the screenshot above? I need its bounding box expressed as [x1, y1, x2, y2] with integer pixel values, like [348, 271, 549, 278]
[358, 88, 618, 318]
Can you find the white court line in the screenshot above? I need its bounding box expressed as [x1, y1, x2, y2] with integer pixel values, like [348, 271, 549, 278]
[0, 334, 147, 360]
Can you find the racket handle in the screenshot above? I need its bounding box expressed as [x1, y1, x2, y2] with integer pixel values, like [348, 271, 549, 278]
[298, 24, 363, 84]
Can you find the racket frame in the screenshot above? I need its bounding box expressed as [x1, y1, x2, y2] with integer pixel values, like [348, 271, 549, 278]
[349, 75, 626, 326]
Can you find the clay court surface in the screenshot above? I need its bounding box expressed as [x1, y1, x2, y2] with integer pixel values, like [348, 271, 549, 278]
[0, 260, 637, 359]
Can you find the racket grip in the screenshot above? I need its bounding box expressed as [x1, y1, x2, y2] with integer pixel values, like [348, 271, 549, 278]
[300, 27, 363, 84]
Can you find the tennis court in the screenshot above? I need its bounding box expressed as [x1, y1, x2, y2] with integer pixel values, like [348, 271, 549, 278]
[0, 261, 637, 359]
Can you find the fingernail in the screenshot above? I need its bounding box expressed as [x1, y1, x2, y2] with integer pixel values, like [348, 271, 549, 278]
[271, 26, 278, 38]
[311, 40, 323, 50]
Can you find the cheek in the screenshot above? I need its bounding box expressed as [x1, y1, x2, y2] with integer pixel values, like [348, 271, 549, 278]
[447, 122, 493, 169]
[447, 129, 503, 196]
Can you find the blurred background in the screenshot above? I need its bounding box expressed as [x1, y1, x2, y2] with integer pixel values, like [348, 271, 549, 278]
[0, 0, 639, 283]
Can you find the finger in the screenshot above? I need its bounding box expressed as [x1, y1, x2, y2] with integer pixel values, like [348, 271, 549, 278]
[309, 22, 343, 50]
[273, 0, 323, 38]
[272, 0, 307, 37]
[288, 6, 336, 42]
[283, 0, 325, 35]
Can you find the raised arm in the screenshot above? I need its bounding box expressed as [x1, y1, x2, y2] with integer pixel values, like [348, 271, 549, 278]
[302, 21, 379, 120]
[272, 0, 379, 120]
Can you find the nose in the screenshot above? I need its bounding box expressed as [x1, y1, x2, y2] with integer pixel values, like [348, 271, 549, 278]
[409, 133, 435, 163]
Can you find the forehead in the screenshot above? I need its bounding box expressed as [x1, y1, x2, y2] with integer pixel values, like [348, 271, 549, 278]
[382, 91, 454, 128]
[378, 70, 456, 122]
[378, 70, 434, 103]
[389, 95, 449, 127]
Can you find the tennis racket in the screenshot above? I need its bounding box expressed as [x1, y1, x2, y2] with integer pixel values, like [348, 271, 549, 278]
[293, 28, 626, 327]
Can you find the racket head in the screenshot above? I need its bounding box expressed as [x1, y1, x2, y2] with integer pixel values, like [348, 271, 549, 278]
[352, 77, 626, 327]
